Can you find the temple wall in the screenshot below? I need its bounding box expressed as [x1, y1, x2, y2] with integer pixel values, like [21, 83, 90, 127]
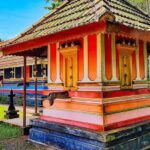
[48, 34, 99, 84]
[103, 34, 147, 83]
[43, 31, 150, 131]
[101, 35, 150, 130]
[47, 33, 148, 90]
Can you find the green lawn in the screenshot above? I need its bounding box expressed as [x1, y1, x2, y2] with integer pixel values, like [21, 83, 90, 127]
[0, 123, 22, 140]
[0, 105, 23, 120]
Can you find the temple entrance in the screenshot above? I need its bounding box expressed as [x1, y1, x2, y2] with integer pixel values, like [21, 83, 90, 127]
[65, 56, 74, 89]
[59, 46, 78, 90]
[120, 52, 132, 89]
[118, 44, 135, 89]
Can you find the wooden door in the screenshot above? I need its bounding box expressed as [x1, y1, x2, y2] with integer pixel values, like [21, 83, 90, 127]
[59, 46, 78, 90]
[65, 57, 73, 88]
[120, 52, 132, 89]
[64, 54, 77, 90]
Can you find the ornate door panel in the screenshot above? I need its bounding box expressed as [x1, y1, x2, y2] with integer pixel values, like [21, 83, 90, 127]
[118, 44, 136, 89]
[59, 46, 78, 90]
[120, 53, 132, 89]
[65, 57, 73, 89]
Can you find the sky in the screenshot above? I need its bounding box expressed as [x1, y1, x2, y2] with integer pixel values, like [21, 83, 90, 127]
[0, 0, 49, 40]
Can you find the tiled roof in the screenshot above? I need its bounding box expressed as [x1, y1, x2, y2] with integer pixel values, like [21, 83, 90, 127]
[0, 56, 48, 69]
[2, 0, 150, 47]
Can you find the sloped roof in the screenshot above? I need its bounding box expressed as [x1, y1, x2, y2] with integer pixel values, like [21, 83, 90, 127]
[2, 0, 150, 47]
[0, 55, 48, 69]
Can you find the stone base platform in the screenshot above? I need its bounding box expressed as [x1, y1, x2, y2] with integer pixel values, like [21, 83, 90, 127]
[29, 119, 150, 150]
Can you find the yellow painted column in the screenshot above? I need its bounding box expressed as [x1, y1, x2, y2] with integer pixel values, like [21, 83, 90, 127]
[96, 33, 102, 82]
[111, 34, 117, 81]
[82, 36, 91, 82]
[136, 40, 141, 80]
[101, 33, 107, 82]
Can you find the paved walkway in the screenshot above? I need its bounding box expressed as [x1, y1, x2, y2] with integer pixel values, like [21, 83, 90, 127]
[2, 104, 43, 127]
[3, 116, 38, 127]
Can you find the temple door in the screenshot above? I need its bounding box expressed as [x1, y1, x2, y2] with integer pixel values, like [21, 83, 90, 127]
[59, 46, 78, 90]
[65, 55, 77, 90]
[118, 45, 135, 89]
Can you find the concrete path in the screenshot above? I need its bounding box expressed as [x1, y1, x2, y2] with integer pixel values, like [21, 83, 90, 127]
[3, 116, 38, 127]
[2, 104, 43, 127]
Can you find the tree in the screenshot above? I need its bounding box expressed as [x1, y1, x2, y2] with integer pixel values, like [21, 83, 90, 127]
[45, 0, 64, 10]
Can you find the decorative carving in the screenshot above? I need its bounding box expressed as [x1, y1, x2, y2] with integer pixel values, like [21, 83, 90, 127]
[59, 40, 81, 49]
[48, 91, 70, 106]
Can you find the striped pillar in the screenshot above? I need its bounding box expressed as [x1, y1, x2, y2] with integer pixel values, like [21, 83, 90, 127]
[82, 36, 91, 82]
[136, 40, 141, 80]
[47, 44, 52, 83]
[55, 42, 62, 83]
[111, 34, 117, 81]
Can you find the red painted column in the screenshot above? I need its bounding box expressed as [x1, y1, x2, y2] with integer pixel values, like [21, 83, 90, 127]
[78, 38, 84, 81]
[132, 50, 137, 80]
[139, 40, 145, 79]
[50, 43, 57, 82]
[88, 34, 97, 81]
[105, 34, 112, 80]
[26, 66, 30, 82]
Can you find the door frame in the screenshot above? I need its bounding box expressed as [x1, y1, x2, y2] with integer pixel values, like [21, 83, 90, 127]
[59, 46, 78, 90]
[117, 44, 136, 89]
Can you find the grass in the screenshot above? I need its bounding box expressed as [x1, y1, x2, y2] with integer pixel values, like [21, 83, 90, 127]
[0, 123, 22, 140]
[0, 105, 23, 120]
[0, 123, 50, 150]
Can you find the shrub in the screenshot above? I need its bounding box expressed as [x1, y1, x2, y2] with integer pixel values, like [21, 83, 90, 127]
[0, 94, 22, 106]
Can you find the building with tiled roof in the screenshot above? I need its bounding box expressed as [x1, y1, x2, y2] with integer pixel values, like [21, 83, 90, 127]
[0, 0, 150, 49]
[1, 0, 150, 149]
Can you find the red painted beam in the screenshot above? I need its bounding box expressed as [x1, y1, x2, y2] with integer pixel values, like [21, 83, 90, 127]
[2, 21, 106, 55]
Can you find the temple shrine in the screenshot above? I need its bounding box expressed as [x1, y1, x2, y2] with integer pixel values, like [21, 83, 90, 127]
[1, 0, 150, 149]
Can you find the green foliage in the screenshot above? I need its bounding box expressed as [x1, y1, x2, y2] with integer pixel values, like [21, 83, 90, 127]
[45, 0, 64, 10]
[0, 94, 22, 106]
[0, 123, 22, 140]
